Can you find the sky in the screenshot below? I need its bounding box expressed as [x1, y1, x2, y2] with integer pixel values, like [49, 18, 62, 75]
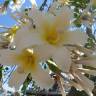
[0, 0, 46, 27]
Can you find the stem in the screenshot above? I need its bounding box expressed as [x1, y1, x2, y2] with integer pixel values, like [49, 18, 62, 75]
[57, 76, 66, 96]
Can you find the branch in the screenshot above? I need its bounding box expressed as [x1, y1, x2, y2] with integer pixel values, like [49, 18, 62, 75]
[26, 90, 62, 96]
[39, 0, 47, 11]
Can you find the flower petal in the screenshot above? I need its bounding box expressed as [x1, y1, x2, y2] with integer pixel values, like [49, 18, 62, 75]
[53, 6, 73, 28]
[73, 72, 94, 96]
[16, 45, 57, 74]
[15, 27, 43, 50]
[77, 56, 96, 69]
[76, 72, 94, 91]
[78, 68, 96, 76]
[70, 80, 83, 91]
[52, 47, 71, 72]
[32, 44, 57, 61]
[8, 67, 28, 90]
[64, 44, 93, 56]
[28, 8, 53, 31]
[0, 49, 18, 65]
[31, 64, 54, 89]
[65, 31, 88, 45]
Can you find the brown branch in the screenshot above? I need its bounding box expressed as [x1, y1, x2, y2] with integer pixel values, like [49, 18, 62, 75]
[26, 90, 62, 96]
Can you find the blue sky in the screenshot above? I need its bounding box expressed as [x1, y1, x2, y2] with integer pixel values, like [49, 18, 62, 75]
[0, 0, 46, 27]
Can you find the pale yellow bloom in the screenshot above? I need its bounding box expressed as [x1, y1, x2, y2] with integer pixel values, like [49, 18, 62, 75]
[0, 45, 55, 89]
[13, 7, 88, 73]
[15, 7, 88, 48]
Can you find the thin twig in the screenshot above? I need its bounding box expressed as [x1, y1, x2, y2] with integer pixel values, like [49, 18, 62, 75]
[26, 90, 62, 96]
[57, 76, 66, 96]
[39, 0, 48, 11]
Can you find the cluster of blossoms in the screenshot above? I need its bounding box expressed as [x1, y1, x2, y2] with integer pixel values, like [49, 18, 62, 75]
[0, 0, 96, 96]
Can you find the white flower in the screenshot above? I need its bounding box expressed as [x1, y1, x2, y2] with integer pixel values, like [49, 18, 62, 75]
[13, 7, 88, 49]
[13, 7, 88, 72]
[0, 45, 55, 90]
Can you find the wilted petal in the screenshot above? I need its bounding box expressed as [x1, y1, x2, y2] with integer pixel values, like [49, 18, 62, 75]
[77, 56, 96, 68]
[76, 72, 94, 91]
[78, 68, 96, 76]
[64, 44, 93, 56]
[73, 71, 94, 96]
[70, 81, 83, 91]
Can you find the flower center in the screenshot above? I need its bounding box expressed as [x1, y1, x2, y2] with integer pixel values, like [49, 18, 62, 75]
[45, 31, 59, 45]
[43, 28, 67, 46]
[16, 49, 37, 72]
